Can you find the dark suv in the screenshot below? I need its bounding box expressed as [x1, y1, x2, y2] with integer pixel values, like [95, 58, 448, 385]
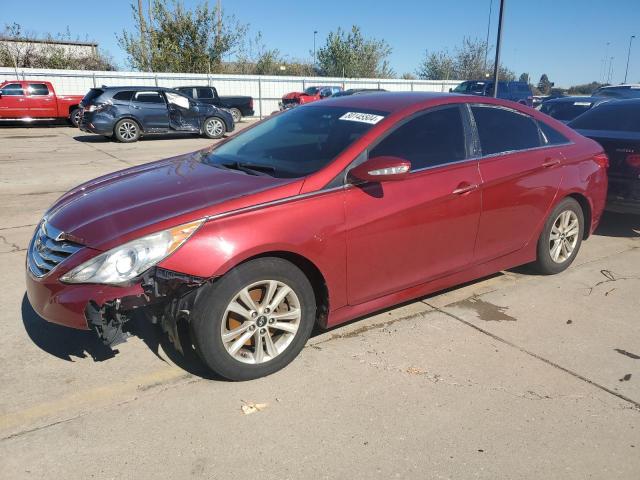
[451, 80, 534, 106]
[592, 84, 640, 99]
[79, 86, 234, 142]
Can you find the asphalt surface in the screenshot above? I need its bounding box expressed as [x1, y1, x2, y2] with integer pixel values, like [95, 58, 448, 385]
[0, 124, 639, 479]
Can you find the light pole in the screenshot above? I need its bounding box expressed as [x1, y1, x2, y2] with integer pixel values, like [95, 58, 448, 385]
[483, 0, 493, 74]
[491, 0, 505, 98]
[624, 35, 636, 83]
[601, 41, 610, 83]
[607, 56, 614, 84]
[313, 30, 318, 65]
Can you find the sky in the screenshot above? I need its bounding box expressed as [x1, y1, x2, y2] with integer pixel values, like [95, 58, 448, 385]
[5, 0, 640, 87]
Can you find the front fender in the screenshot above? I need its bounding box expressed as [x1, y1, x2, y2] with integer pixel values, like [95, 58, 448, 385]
[158, 188, 349, 310]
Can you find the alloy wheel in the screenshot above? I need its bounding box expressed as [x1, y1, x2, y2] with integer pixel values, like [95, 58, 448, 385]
[118, 121, 138, 141]
[549, 210, 580, 263]
[220, 280, 301, 364]
[206, 118, 224, 137]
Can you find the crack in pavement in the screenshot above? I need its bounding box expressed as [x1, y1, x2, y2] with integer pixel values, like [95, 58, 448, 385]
[0, 235, 26, 253]
[423, 301, 640, 411]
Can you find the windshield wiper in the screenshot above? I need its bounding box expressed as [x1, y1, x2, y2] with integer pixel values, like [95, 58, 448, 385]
[216, 161, 276, 177]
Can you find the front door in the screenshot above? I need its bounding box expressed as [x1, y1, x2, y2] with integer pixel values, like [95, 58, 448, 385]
[0, 82, 27, 118]
[166, 91, 200, 131]
[345, 105, 482, 305]
[470, 104, 564, 262]
[25, 83, 56, 118]
[131, 91, 170, 131]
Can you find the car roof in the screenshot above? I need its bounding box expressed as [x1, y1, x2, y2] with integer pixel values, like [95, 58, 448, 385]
[596, 84, 640, 90]
[97, 86, 176, 92]
[543, 96, 599, 104]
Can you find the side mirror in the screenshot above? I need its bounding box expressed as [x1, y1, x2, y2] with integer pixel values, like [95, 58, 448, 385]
[349, 156, 411, 183]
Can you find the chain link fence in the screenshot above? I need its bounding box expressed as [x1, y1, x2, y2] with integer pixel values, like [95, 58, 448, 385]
[0, 67, 462, 118]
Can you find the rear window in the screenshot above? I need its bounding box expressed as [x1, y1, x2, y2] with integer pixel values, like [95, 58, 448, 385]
[569, 102, 640, 132]
[1, 83, 24, 96]
[540, 101, 593, 121]
[28, 83, 50, 95]
[196, 88, 214, 99]
[82, 88, 104, 104]
[113, 91, 134, 101]
[593, 87, 640, 99]
[538, 121, 569, 145]
[472, 105, 541, 155]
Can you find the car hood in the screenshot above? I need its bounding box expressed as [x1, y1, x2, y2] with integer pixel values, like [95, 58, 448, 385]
[45, 150, 299, 250]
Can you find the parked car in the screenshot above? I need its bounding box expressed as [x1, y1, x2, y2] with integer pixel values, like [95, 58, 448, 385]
[175, 86, 254, 123]
[279, 85, 343, 110]
[26, 92, 607, 380]
[0, 80, 84, 126]
[539, 96, 612, 123]
[331, 88, 387, 97]
[79, 86, 234, 142]
[592, 84, 640, 99]
[451, 80, 534, 106]
[568, 99, 640, 214]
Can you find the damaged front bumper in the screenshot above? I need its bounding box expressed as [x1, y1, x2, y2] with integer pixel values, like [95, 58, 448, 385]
[26, 266, 208, 346]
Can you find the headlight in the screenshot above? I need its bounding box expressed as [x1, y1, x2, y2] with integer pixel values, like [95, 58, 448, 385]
[60, 219, 203, 285]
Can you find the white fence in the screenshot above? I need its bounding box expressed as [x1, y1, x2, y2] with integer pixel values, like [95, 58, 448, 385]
[0, 67, 462, 118]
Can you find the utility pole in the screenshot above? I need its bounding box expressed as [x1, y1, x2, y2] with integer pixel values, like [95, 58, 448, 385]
[313, 30, 318, 65]
[491, 0, 505, 97]
[483, 0, 493, 74]
[602, 41, 610, 83]
[607, 56, 614, 84]
[624, 35, 636, 84]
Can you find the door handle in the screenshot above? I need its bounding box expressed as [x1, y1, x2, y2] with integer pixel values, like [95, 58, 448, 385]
[452, 183, 479, 195]
[542, 158, 561, 168]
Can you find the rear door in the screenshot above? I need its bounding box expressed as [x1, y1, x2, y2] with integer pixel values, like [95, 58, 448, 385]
[471, 104, 565, 262]
[131, 91, 169, 131]
[345, 105, 482, 304]
[25, 82, 56, 118]
[0, 82, 27, 117]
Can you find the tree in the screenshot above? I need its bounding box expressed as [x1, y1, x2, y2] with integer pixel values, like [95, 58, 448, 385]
[416, 38, 515, 81]
[537, 74, 553, 95]
[0, 23, 115, 70]
[567, 81, 605, 95]
[401, 72, 417, 80]
[519, 72, 529, 84]
[316, 25, 393, 78]
[230, 32, 315, 76]
[118, 0, 248, 73]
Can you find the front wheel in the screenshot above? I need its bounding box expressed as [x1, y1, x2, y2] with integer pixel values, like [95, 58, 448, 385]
[202, 117, 226, 139]
[190, 258, 316, 381]
[533, 197, 584, 274]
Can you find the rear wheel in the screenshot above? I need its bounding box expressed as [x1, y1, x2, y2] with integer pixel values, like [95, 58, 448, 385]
[114, 119, 140, 143]
[229, 108, 242, 123]
[69, 108, 81, 127]
[202, 117, 226, 139]
[533, 197, 584, 274]
[190, 258, 316, 380]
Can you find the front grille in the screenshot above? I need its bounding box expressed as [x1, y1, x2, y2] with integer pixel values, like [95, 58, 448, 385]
[281, 98, 298, 106]
[28, 221, 83, 277]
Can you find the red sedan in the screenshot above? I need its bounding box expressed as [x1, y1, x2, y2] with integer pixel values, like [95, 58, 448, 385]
[26, 92, 608, 380]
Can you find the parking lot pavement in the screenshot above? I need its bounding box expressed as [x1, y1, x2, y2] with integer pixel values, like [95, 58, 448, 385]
[1, 126, 639, 479]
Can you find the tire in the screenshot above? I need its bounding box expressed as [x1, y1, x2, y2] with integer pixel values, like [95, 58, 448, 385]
[190, 257, 316, 381]
[69, 108, 81, 127]
[202, 116, 226, 139]
[229, 108, 242, 123]
[114, 119, 141, 143]
[533, 197, 584, 275]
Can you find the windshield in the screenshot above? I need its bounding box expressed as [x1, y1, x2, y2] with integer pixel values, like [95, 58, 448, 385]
[304, 87, 320, 95]
[205, 106, 388, 178]
[81, 88, 104, 105]
[540, 100, 593, 121]
[453, 81, 486, 94]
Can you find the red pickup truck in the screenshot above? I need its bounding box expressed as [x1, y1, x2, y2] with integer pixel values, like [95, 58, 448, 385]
[0, 80, 84, 126]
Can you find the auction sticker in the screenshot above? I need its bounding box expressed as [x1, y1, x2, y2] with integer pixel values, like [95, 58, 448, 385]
[339, 112, 385, 124]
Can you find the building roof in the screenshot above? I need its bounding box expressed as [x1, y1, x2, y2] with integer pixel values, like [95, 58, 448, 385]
[0, 37, 98, 47]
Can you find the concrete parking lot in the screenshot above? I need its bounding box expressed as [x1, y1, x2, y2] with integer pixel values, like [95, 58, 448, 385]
[0, 124, 639, 479]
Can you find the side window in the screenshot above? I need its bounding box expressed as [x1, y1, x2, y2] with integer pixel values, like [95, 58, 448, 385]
[370, 106, 467, 171]
[538, 121, 569, 146]
[133, 92, 165, 104]
[28, 83, 50, 96]
[1, 83, 24, 96]
[471, 105, 541, 155]
[196, 88, 213, 99]
[113, 91, 134, 102]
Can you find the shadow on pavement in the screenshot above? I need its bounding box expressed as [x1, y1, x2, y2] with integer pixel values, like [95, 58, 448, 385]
[594, 212, 640, 238]
[72, 133, 217, 143]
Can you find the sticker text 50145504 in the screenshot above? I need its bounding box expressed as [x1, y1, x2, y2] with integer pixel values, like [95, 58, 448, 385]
[339, 112, 385, 124]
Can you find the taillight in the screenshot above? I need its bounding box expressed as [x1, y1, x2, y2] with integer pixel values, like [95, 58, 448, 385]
[249, 98, 253, 109]
[594, 153, 609, 169]
[627, 154, 640, 168]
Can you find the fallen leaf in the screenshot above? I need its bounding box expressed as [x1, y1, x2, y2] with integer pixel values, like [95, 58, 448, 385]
[241, 402, 268, 415]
